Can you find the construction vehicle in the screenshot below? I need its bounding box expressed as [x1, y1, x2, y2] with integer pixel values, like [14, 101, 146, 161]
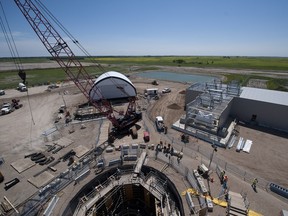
[47, 83, 59, 89]
[1, 98, 22, 115]
[152, 80, 159, 85]
[144, 88, 158, 97]
[11, 99, 23, 109]
[17, 83, 27, 92]
[13, 0, 141, 139]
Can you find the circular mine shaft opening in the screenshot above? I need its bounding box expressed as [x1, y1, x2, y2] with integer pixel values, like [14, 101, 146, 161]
[64, 165, 184, 216]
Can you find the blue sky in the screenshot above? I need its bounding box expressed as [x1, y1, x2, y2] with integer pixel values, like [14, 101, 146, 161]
[1, 0, 288, 57]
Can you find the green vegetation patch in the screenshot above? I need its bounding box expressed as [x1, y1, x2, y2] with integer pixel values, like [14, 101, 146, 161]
[0, 66, 103, 89]
[266, 78, 288, 91]
[0, 68, 64, 89]
[88, 56, 288, 71]
[1, 56, 288, 91]
[224, 74, 288, 91]
[2, 56, 288, 71]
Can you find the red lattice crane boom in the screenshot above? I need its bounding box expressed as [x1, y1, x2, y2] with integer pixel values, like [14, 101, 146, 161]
[14, 0, 141, 130]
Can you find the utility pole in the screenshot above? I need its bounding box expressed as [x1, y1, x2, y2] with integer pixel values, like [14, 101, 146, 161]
[208, 143, 217, 170]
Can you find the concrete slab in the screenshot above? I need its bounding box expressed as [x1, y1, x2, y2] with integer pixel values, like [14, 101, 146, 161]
[97, 121, 109, 145]
[74, 145, 90, 158]
[28, 171, 54, 188]
[10, 158, 35, 173]
[54, 137, 74, 147]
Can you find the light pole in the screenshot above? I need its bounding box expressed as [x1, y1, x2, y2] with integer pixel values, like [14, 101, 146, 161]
[208, 143, 217, 170]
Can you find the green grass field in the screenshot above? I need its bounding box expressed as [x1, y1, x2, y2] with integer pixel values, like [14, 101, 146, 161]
[2, 56, 288, 70]
[0, 66, 104, 89]
[90, 56, 288, 71]
[1, 56, 288, 91]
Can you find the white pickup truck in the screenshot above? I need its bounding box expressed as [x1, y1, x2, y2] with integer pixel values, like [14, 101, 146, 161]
[162, 88, 171, 93]
[1, 103, 13, 115]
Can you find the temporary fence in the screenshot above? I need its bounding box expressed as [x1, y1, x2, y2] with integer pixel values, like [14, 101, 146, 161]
[164, 133, 271, 192]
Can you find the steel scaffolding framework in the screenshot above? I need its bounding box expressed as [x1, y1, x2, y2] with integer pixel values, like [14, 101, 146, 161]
[184, 80, 240, 135]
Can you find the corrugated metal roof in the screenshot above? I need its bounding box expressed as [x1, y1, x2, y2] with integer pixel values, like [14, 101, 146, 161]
[89, 71, 136, 101]
[240, 87, 288, 106]
[95, 71, 133, 86]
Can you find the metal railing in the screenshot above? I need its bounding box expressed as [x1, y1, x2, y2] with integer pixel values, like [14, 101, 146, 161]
[151, 152, 207, 213]
[161, 130, 271, 191]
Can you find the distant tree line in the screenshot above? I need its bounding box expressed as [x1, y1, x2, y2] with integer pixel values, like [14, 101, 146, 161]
[173, 59, 186, 64]
[172, 59, 214, 65]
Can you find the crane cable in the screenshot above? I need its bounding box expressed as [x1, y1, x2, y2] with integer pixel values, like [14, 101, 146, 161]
[34, 0, 105, 72]
[0, 0, 35, 126]
[0, 1, 23, 72]
[34, 0, 132, 99]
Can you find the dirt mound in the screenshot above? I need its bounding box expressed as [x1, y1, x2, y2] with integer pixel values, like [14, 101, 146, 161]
[167, 103, 182, 110]
[179, 90, 186, 94]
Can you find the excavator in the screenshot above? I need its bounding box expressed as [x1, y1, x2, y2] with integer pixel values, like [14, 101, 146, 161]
[13, 0, 142, 141]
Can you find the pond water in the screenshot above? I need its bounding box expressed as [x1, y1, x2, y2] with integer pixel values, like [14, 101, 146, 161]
[135, 71, 215, 83]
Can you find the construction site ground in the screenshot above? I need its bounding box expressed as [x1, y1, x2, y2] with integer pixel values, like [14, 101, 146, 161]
[0, 66, 288, 215]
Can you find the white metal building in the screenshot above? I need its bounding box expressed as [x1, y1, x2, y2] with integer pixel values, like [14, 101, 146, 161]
[176, 80, 288, 146]
[231, 87, 288, 132]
